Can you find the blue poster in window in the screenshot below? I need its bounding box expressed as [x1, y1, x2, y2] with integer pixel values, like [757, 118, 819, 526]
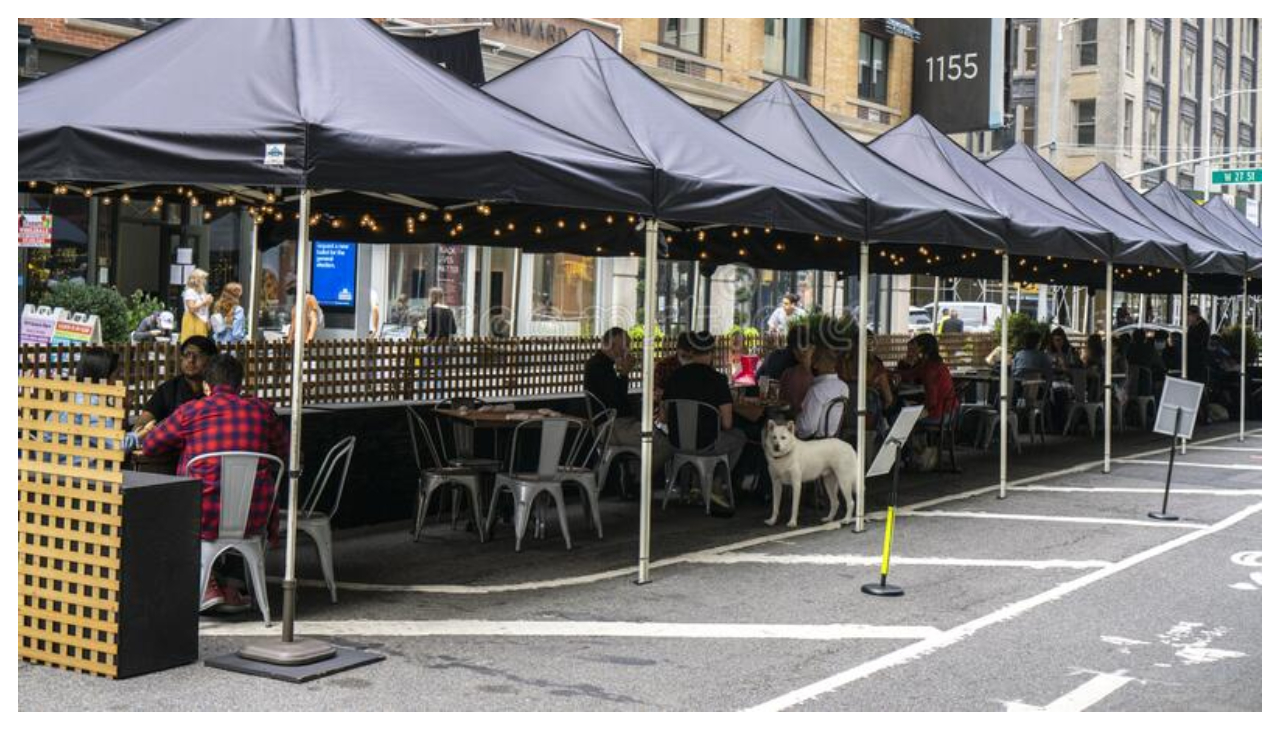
[311, 241, 357, 309]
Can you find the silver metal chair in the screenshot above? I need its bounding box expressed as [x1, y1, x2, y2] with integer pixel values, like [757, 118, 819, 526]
[557, 408, 615, 539]
[434, 397, 503, 472]
[188, 450, 285, 627]
[662, 399, 734, 515]
[1016, 379, 1050, 446]
[1123, 366, 1157, 430]
[486, 417, 581, 552]
[281, 435, 355, 603]
[585, 390, 640, 498]
[406, 407, 486, 543]
[807, 394, 850, 511]
[1062, 368, 1106, 437]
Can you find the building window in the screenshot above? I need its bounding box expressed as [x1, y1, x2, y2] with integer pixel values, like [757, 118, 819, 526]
[1123, 97, 1135, 152]
[659, 18, 703, 55]
[1016, 21, 1038, 73]
[1074, 99, 1097, 147]
[1075, 19, 1098, 68]
[1210, 129, 1225, 156]
[858, 31, 890, 103]
[763, 18, 810, 81]
[1214, 18, 1228, 43]
[1239, 65, 1254, 123]
[529, 253, 596, 336]
[1178, 115, 1196, 160]
[1147, 26, 1165, 80]
[1144, 104, 1164, 161]
[1241, 19, 1255, 57]
[1125, 19, 1137, 73]
[1180, 44, 1197, 98]
[1212, 61, 1227, 111]
[1017, 103, 1036, 146]
[382, 244, 470, 332]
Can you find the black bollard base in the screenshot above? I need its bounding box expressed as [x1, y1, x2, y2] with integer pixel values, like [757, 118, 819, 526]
[861, 582, 905, 597]
[1148, 511, 1180, 521]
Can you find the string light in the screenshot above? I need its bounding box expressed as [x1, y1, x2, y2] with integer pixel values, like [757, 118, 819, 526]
[418, 211, 428, 222]
[121, 193, 131, 204]
[534, 225, 544, 235]
[578, 221, 587, 231]
[27, 181, 37, 189]
[443, 211, 453, 223]
[605, 214, 614, 225]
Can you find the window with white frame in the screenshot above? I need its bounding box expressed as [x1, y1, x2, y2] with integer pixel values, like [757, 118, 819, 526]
[1123, 97, 1135, 153]
[1125, 19, 1137, 73]
[659, 18, 704, 55]
[1075, 19, 1098, 68]
[1181, 43, 1197, 98]
[1147, 26, 1165, 80]
[1074, 98, 1097, 147]
[763, 18, 811, 81]
[1144, 104, 1163, 160]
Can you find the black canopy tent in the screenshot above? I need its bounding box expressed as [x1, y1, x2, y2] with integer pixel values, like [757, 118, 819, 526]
[1202, 196, 1262, 245]
[19, 17, 692, 664]
[1145, 182, 1261, 278]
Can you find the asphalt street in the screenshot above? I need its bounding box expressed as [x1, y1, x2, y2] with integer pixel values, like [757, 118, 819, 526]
[18, 422, 1262, 711]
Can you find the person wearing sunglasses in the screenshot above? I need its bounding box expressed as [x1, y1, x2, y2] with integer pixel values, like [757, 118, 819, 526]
[132, 335, 218, 435]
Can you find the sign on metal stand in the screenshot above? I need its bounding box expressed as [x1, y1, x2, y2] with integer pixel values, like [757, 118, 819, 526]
[1148, 377, 1204, 522]
[862, 406, 924, 598]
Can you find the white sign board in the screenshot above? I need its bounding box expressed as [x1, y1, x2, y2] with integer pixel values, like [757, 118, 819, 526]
[1153, 376, 1204, 439]
[867, 405, 925, 478]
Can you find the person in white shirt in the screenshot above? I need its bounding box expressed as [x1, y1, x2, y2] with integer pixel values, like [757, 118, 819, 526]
[766, 293, 806, 335]
[795, 346, 849, 439]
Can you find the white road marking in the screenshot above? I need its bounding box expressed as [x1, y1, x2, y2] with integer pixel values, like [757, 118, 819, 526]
[1115, 459, 1261, 471]
[1187, 446, 1262, 453]
[287, 428, 1261, 596]
[687, 553, 1112, 570]
[900, 510, 1208, 529]
[1100, 635, 1151, 654]
[746, 501, 1262, 712]
[1004, 671, 1135, 712]
[1012, 486, 1260, 497]
[1156, 622, 1248, 665]
[198, 619, 940, 641]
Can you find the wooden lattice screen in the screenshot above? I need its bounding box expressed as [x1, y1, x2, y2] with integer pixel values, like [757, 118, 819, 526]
[18, 375, 128, 678]
[16, 333, 1034, 419]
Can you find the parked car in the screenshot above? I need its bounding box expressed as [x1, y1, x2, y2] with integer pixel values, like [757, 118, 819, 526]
[907, 306, 933, 335]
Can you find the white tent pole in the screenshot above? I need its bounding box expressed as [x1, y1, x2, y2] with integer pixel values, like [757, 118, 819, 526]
[282, 190, 311, 643]
[636, 219, 658, 584]
[999, 253, 1009, 499]
[1180, 272, 1189, 454]
[933, 276, 941, 323]
[1104, 263, 1114, 474]
[1240, 276, 1248, 442]
[855, 241, 869, 533]
[246, 220, 260, 340]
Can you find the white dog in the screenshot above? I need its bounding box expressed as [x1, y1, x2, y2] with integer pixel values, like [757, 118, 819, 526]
[763, 420, 860, 528]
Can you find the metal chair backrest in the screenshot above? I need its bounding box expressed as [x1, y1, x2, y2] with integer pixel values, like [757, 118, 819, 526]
[1068, 368, 1093, 403]
[569, 407, 615, 469]
[584, 390, 608, 421]
[434, 397, 485, 458]
[508, 417, 578, 479]
[817, 395, 849, 439]
[664, 398, 722, 454]
[405, 407, 445, 471]
[1019, 379, 1048, 409]
[186, 451, 285, 540]
[300, 435, 356, 520]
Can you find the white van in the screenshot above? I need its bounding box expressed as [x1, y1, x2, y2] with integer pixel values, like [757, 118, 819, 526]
[924, 302, 1004, 333]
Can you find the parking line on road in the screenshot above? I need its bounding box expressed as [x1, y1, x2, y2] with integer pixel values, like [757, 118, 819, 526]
[1115, 459, 1261, 470]
[900, 510, 1208, 529]
[746, 501, 1262, 712]
[687, 553, 1112, 570]
[1186, 446, 1262, 453]
[200, 619, 941, 641]
[1012, 486, 1261, 497]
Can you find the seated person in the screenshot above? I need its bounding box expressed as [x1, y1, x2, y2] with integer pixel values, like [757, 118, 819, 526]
[653, 332, 693, 405]
[136, 354, 287, 611]
[1012, 331, 1054, 383]
[1044, 327, 1083, 375]
[133, 310, 175, 342]
[837, 334, 894, 428]
[984, 345, 1012, 370]
[133, 335, 217, 433]
[47, 347, 125, 464]
[663, 331, 748, 504]
[1161, 332, 1182, 374]
[896, 334, 958, 425]
[584, 327, 671, 470]
[896, 336, 921, 371]
[778, 340, 816, 413]
[795, 346, 849, 439]
[756, 324, 809, 383]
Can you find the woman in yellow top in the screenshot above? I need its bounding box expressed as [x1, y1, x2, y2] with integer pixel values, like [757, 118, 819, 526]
[180, 268, 213, 341]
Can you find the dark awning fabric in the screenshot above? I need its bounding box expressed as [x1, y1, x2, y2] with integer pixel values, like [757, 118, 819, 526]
[1202, 196, 1262, 243]
[869, 116, 1111, 263]
[720, 80, 1007, 250]
[483, 30, 864, 238]
[394, 29, 486, 86]
[19, 19, 656, 216]
[1144, 182, 1260, 278]
[987, 144, 1186, 271]
[1074, 164, 1244, 277]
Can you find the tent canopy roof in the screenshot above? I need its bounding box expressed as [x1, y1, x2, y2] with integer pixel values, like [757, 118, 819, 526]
[720, 80, 1007, 249]
[484, 30, 863, 237]
[869, 116, 1111, 263]
[1202, 196, 1261, 243]
[19, 18, 657, 215]
[1074, 164, 1245, 276]
[1144, 181, 1260, 277]
[987, 144, 1186, 270]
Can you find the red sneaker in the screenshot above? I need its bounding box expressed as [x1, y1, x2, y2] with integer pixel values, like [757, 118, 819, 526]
[219, 583, 253, 613]
[200, 578, 225, 612]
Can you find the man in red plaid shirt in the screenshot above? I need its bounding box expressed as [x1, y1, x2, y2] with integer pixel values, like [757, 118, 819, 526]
[138, 353, 288, 611]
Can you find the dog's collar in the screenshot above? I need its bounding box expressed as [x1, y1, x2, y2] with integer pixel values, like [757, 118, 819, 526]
[770, 442, 797, 459]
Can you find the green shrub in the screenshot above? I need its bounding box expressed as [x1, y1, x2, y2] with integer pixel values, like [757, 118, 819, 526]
[993, 311, 1050, 350]
[726, 324, 760, 339]
[1220, 325, 1261, 366]
[797, 311, 857, 351]
[39, 281, 130, 343]
[628, 324, 664, 344]
[125, 290, 166, 334]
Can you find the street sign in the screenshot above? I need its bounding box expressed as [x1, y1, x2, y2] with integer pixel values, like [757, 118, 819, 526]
[1211, 168, 1262, 185]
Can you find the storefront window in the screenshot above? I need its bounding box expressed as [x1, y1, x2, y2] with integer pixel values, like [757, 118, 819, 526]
[384, 243, 470, 332]
[530, 253, 595, 336]
[19, 193, 91, 304]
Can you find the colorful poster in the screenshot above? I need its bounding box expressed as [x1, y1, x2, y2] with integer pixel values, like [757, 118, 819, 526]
[19, 305, 56, 344]
[19, 213, 53, 249]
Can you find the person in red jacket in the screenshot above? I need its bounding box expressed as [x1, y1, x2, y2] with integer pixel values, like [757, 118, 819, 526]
[896, 333, 959, 424]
